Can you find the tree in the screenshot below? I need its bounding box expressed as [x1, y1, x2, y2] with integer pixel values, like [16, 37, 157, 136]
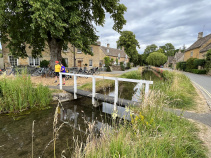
[146, 52, 167, 66]
[205, 49, 211, 72]
[116, 31, 140, 64]
[162, 43, 175, 56]
[144, 44, 158, 55]
[0, 0, 127, 68]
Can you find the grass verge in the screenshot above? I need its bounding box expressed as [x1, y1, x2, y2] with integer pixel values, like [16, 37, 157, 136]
[73, 92, 207, 158]
[153, 70, 197, 109]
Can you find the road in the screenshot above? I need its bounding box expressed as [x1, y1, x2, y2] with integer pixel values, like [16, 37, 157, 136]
[182, 72, 211, 108]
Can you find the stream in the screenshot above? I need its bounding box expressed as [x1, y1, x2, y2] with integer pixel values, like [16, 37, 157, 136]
[0, 70, 162, 157]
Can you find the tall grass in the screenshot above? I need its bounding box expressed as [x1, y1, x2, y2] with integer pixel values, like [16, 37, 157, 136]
[153, 71, 197, 109]
[0, 74, 52, 113]
[73, 92, 207, 158]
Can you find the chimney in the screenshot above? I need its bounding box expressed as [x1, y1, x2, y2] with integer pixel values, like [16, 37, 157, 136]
[198, 32, 203, 40]
[107, 43, 110, 48]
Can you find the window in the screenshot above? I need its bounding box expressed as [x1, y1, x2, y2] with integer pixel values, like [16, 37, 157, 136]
[91, 47, 93, 52]
[64, 58, 68, 67]
[107, 49, 109, 53]
[9, 56, 18, 66]
[89, 60, 92, 66]
[29, 57, 40, 66]
[77, 48, 82, 53]
[190, 52, 193, 57]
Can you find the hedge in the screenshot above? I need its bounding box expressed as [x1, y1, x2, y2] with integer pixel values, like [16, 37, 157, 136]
[191, 69, 207, 74]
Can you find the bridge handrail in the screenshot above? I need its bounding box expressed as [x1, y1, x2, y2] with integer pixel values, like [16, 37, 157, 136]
[59, 72, 153, 110]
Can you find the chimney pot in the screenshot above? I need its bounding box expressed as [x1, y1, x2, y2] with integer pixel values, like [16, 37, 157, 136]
[198, 32, 203, 40]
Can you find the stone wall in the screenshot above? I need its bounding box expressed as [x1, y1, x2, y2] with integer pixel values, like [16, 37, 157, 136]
[111, 65, 122, 71]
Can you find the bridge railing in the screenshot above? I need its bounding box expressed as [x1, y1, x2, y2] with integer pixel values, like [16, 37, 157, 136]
[59, 72, 153, 110]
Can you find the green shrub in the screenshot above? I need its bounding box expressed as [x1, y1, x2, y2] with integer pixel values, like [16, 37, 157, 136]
[104, 56, 110, 67]
[205, 50, 211, 72]
[126, 62, 131, 69]
[0, 54, 2, 58]
[194, 59, 206, 67]
[40, 60, 50, 68]
[191, 69, 207, 74]
[176, 62, 186, 70]
[186, 58, 197, 71]
[120, 62, 125, 71]
[106, 66, 111, 72]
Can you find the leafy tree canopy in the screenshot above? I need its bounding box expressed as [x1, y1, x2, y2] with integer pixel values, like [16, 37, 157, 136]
[146, 52, 167, 66]
[0, 0, 127, 67]
[117, 31, 140, 63]
[144, 44, 158, 54]
[162, 43, 175, 56]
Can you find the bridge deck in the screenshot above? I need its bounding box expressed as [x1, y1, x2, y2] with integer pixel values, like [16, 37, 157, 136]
[62, 87, 140, 107]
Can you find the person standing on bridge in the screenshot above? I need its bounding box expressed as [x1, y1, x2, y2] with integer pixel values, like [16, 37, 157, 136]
[59, 63, 66, 85]
[54, 61, 61, 83]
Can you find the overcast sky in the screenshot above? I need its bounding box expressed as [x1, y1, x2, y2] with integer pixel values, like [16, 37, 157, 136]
[1, 0, 211, 53]
[96, 0, 211, 54]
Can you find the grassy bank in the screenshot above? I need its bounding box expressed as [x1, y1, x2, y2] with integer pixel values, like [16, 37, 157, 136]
[78, 70, 142, 92]
[0, 74, 52, 113]
[72, 70, 207, 157]
[73, 92, 207, 158]
[153, 70, 197, 109]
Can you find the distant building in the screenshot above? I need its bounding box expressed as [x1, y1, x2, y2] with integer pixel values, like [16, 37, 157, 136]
[164, 48, 184, 69]
[184, 32, 211, 61]
[2, 41, 129, 68]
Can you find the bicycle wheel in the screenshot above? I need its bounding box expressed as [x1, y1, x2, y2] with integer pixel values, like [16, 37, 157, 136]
[95, 69, 100, 75]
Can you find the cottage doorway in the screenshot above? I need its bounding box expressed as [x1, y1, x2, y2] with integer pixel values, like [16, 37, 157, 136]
[78, 61, 82, 67]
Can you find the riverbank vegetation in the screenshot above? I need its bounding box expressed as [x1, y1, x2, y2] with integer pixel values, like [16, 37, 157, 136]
[73, 92, 207, 158]
[154, 70, 197, 109]
[0, 74, 52, 113]
[78, 70, 142, 92]
[72, 69, 207, 157]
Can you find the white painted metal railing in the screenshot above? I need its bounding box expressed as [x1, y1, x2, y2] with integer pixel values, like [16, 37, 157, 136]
[59, 73, 153, 110]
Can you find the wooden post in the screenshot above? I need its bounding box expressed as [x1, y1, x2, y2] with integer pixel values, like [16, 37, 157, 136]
[59, 73, 62, 90]
[114, 78, 118, 111]
[74, 75, 77, 99]
[92, 76, 96, 105]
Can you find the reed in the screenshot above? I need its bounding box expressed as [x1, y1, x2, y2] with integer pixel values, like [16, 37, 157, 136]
[0, 74, 52, 113]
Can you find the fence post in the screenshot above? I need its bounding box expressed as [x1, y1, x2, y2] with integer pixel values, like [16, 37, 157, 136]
[74, 75, 77, 99]
[114, 78, 118, 111]
[59, 73, 62, 90]
[145, 82, 150, 96]
[92, 76, 96, 105]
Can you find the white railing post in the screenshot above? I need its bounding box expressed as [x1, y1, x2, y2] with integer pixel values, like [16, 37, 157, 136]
[74, 75, 77, 99]
[59, 73, 62, 90]
[92, 76, 96, 105]
[145, 82, 150, 96]
[114, 78, 118, 111]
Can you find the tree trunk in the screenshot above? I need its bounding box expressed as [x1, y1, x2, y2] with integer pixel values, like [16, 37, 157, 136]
[48, 38, 63, 69]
